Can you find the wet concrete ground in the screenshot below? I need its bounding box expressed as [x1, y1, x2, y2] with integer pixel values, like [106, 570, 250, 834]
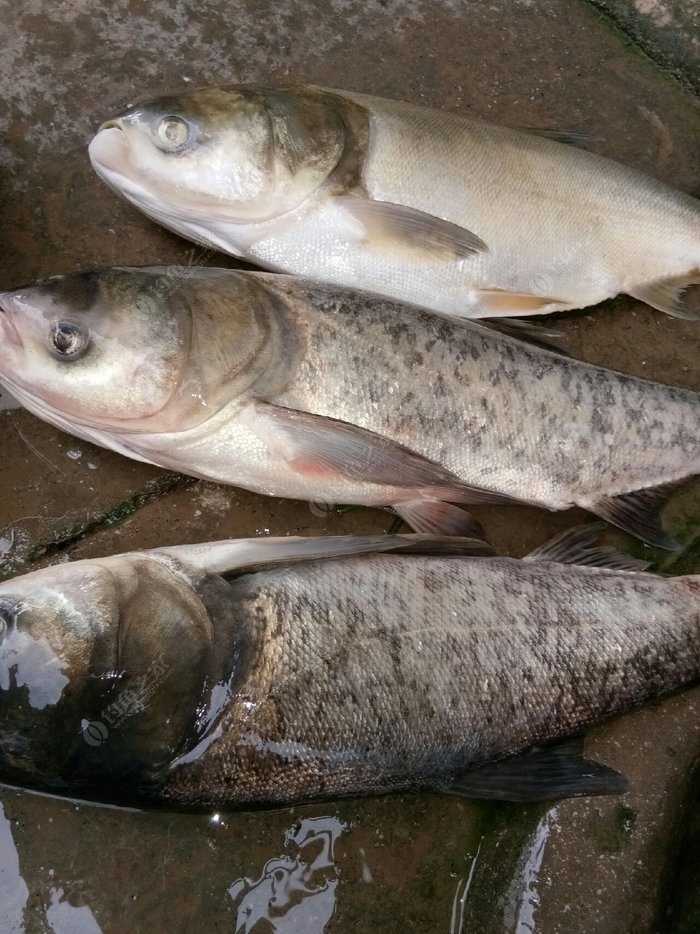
[0, 0, 698, 931]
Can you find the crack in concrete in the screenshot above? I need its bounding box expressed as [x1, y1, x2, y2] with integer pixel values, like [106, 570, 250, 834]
[583, 0, 700, 96]
[0, 473, 192, 580]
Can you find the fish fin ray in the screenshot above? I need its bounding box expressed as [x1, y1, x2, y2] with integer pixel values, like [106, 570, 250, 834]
[383, 533, 496, 557]
[393, 500, 484, 538]
[475, 288, 568, 316]
[244, 402, 517, 510]
[629, 276, 700, 320]
[524, 522, 652, 570]
[591, 484, 682, 550]
[477, 317, 571, 355]
[244, 400, 467, 489]
[162, 532, 495, 577]
[334, 195, 488, 261]
[444, 737, 627, 802]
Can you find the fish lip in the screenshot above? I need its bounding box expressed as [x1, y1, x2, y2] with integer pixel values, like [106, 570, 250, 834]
[97, 118, 123, 133]
[0, 296, 23, 350]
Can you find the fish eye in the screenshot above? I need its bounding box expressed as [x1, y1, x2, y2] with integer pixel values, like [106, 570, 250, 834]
[156, 115, 190, 151]
[48, 320, 90, 359]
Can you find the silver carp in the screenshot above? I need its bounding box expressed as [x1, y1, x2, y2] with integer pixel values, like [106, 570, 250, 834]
[88, 85, 700, 321]
[0, 267, 697, 545]
[0, 528, 697, 808]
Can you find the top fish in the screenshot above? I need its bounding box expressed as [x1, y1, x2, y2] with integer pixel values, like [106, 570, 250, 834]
[89, 85, 700, 321]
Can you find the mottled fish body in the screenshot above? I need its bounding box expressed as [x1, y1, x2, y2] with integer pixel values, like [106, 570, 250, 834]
[88, 85, 700, 320]
[0, 530, 697, 808]
[0, 268, 697, 545]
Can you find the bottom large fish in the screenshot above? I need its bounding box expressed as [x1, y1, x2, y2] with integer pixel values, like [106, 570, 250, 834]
[0, 527, 696, 809]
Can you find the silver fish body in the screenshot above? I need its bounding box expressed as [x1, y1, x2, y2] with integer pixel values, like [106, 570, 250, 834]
[88, 85, 700, 320]
[0, 268, 697, 545]
[0, 532, 697, 808]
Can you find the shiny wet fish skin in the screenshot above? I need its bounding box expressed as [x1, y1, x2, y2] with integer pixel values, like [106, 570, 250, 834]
[88, 85, 700, 321]
[0, 532, 697, 808]
[0, 267, 697, 546]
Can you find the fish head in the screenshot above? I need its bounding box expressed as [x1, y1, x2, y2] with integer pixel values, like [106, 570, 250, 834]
[0, 268, 192, 432]
[88, 86, 348, 236]
[0, 554, 221, 799]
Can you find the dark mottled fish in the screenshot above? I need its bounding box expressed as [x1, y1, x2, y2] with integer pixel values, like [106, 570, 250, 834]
[0, 268, 697, 544]
[89, 85, 700, 321]
[0, 528, 697, 809]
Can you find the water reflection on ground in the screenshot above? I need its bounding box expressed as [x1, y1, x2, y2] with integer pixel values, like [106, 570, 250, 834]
[229, 816, 344, 933]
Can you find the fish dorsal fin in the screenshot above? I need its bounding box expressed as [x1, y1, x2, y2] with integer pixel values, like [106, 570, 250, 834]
[524, 522, 651, 570]
[476, 317, 571, 356]
[517, 127, 594, 148]
[157, 533, 493, 579]
[445, 736, 627, 801]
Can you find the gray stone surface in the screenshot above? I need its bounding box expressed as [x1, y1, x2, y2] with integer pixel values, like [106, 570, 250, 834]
[589, 0, 700, 96]
[0, 0, 698, 931]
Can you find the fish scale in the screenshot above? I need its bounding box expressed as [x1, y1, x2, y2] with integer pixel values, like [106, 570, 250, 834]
[161, 551, 700, 807]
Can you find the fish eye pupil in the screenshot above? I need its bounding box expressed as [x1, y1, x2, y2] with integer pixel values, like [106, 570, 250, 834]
[49, 320, 87, 358]
[158, 115, 189, 149]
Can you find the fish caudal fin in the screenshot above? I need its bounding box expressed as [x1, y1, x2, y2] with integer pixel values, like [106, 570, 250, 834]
[629, 275, 700, 320]
[444, 737, 627, 802]
[590, 485, 681, 550]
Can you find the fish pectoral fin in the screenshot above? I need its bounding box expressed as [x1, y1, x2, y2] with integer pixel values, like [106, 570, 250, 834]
[628, 276, 700, 320]
[161, 533, 493, 578]
[392, 499, 484, 538]
[517, 126, 594, 148]
[243, 400, 466, 490]
[475, 288, 567, 316]
[444, 737, 627, 802]
[334, 194, 488, 261]
[590, 484, 682, 550]
[524, 522, 652, 570]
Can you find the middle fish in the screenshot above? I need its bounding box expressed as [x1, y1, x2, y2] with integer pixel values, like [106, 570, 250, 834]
[0, 267, 696, 544]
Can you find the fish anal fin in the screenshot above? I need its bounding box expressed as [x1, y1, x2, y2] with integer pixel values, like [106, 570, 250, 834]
[525, 522, 652, 570]
[629, 276, 700, 320]
[591, 485, 682, 550]
[444, 737, 627, 802]
[334, 194, 488, 261]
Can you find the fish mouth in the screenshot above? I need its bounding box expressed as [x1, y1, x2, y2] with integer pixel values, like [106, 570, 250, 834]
[0, 296, 23, 350]
[88, 123, 130, 174]
[98, 118, 122, 133]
